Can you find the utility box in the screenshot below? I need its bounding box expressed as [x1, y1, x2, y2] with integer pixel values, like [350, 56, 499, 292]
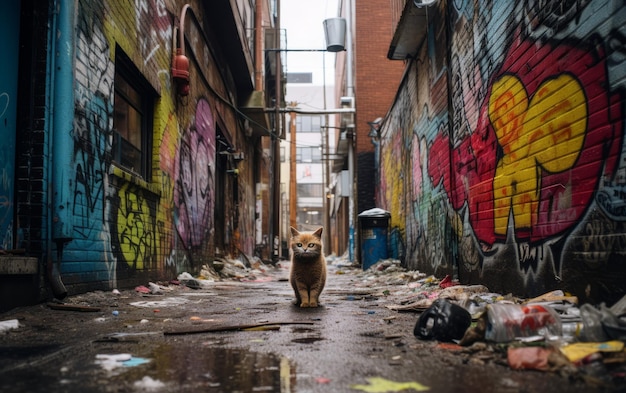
[358, 208, 391, 270]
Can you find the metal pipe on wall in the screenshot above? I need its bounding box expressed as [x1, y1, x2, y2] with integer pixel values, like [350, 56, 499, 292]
[51, 0, 75, 242]
[346, 0, 355, 262]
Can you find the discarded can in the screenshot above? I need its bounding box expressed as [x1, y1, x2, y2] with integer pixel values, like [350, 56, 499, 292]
[562, 321, 584, 339]
[485, 303, 562, 342]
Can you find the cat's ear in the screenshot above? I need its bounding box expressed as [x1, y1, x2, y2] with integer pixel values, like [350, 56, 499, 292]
[313, 227, 323, 238]
[290, 227, 300, 237]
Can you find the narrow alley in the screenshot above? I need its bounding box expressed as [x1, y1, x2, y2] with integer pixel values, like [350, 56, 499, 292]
[0, 259, 621, 393]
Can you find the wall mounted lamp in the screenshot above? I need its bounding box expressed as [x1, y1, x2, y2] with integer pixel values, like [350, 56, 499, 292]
[172, 4, 192, 96]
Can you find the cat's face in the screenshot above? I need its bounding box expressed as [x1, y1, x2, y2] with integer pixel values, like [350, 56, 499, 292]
[290, 227, 323, 258]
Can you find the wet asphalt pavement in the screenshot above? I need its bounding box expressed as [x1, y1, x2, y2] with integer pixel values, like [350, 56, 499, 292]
[0, 262, 622, 392]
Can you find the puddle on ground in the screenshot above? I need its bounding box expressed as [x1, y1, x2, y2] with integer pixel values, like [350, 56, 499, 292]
[122, 344, 297, 392]
[0, 344, 296, 392]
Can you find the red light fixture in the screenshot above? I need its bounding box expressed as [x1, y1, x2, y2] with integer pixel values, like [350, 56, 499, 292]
[172, 4, 191, 96]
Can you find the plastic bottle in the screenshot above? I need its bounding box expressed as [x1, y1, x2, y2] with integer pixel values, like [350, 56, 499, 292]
[485, 303, 562, 342]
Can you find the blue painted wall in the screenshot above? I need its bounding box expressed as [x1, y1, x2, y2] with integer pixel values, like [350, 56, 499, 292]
[0, 2, 20, 249]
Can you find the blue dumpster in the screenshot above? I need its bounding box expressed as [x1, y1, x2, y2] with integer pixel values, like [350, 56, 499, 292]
[358, 208, 391, 270]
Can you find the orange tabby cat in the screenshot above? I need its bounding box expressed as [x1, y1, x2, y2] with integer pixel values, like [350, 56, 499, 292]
[289, 226, 326, 308]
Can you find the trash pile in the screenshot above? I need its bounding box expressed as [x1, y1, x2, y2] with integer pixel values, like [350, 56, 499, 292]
[351, 259, 626, 387]
[133, 256, 274, 294]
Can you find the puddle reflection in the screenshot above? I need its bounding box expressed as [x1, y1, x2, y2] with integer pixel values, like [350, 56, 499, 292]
[137, 344, 296, 392]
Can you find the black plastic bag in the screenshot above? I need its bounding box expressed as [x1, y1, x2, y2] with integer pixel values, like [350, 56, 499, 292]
[414, 299, 471, 342]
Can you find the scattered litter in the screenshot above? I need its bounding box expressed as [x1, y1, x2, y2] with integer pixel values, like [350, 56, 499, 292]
[484, 303, 562, 343]
[112, 310, 119, 316]
[97, 332, 162, 342]
[95, 353, 131, 371]
[0, 319, 19, 333]
[438, 274, 458, 288]
[251, 386, 274, 392]
[414, 299, 471, 342]
[242, 325, 281, 331]
[382, 316, 396, 323]
[177, 272, 204, 289]
[353, 257, 626, 383]
[560, 341, 625, 363]
[523, 290, 578, 305]
[135, 285, 151, 294]
[437, 342, 463, 351]
[190, 316, 216, 323]
[149, 282, 163, 294]
[133, 376, 165, 391]
[350, 377, 430, 392]
[130, 297, 189, 308]
[124, 357, 151, 367]
[95, 353, 150, 372]
[507, 347, 553, 370]
[47, 303, 101, 312]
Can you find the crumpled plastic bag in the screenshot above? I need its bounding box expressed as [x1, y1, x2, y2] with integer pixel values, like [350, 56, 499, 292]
[580, 303, 626, 342]
[414, 299, 471, 342]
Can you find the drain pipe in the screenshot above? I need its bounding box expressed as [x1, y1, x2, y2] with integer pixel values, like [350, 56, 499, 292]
[46, 0, 76, 298]
[52, 0, 76, 242]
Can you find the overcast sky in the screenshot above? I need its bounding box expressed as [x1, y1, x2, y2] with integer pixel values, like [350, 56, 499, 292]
[280, 0, 339, 86]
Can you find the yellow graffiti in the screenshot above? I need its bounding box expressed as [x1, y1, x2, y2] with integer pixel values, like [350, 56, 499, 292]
[102, 3, 179, 271]
[117, 184, 154, 270]
[382, 132, 405, 231]
[489, 74, 587, 235]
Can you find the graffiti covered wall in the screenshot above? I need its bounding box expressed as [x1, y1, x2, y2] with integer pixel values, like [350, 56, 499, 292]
[379, 1, 626, 303]
[52, 0, 254, 289]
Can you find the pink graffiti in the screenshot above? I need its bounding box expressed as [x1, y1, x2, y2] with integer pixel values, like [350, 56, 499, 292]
[174, 99, 216, 248]
[428, 33, 623, 247]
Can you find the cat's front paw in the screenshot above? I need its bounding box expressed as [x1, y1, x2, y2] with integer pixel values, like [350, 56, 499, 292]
[309, 301, 318, 307]
[300, 302, 310, 308]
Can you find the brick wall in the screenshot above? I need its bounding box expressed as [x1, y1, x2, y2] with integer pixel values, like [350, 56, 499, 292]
[354, 0, 405, 154]
[378, 1, 626, 304]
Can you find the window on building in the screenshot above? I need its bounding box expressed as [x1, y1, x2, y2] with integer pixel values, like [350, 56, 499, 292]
[296, 146, 322, 163]
[286, 72, 312, 83]
[113, 48, 155, 179]
[297, 209, 322, 226]
[311, 146, 321, 162]
[297, 183, 323, 198]
[296, 115, 323, 133]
